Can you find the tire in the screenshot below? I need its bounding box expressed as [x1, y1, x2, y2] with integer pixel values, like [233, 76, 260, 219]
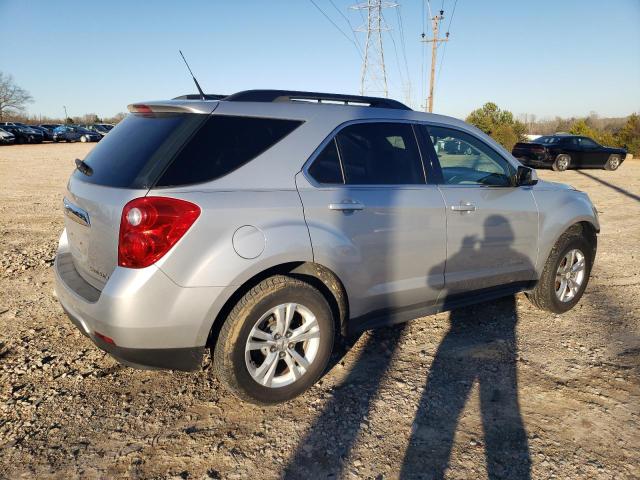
[552, 154, 570, 172]
[214, 275, 335, 405]
[80, 135, 87, 143]
[16, 137, 24, 145]
[605, 154, 621, 171]
[526, 230, 594, 314]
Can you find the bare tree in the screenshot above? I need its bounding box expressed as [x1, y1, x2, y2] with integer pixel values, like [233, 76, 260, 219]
[0, 72, 33, 121]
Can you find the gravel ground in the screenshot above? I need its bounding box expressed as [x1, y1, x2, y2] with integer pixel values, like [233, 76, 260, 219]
[0, 143, 638, 479]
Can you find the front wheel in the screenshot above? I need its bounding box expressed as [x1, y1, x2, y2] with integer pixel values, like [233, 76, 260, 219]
[526, 231, 594, 313]
[80, 135, 88, 143]
[552, 154, 570, 172]
[214, 275, 335, 405]
[605, 154, 621, 171]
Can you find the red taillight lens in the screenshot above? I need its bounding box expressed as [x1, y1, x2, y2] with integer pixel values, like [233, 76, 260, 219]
[118, 197, 200, 268]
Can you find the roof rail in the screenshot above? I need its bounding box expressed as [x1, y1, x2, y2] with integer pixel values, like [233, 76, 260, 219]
[224, 89, 412, 110]
[173, 94, 227, 100]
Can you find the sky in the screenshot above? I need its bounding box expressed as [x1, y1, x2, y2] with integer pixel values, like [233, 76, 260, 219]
[0, 0, 638, 120]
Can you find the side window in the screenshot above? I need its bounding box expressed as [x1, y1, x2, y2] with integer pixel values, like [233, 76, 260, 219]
[578, 137, 598, 148]
[335, 122, 424, 185]
[308, 139, 343, 184]
[427, 126, 514, 187]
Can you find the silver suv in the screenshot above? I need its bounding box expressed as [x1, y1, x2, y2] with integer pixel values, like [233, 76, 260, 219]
[54, 90, 598, 404]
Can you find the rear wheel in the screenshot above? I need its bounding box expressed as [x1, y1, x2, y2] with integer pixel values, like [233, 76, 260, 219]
[526, 230, 593, 313]
[214, 275, 334, 405]
[605, 154, 621, 171]
[80, 135, 88, 143]
[552, 154, 570, 172]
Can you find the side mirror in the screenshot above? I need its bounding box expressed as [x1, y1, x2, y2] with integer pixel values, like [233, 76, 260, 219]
[516, 165, 538, 186]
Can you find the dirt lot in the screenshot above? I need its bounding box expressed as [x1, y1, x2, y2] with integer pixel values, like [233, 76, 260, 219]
[0, 143, 638, 479]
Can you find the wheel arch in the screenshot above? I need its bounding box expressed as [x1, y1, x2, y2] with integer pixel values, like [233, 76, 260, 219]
[205, 261, 349, 350]
[537, 219, 598, 277]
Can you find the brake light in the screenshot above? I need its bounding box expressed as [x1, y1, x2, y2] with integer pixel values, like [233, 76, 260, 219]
[118, 197, 200, 268]
[130, 104, 153, 114]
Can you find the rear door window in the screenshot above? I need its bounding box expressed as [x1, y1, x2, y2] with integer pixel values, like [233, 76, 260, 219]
[335, 122, 425, 185]
[156, 116, 302, 187]
[307, 139, 344, 184]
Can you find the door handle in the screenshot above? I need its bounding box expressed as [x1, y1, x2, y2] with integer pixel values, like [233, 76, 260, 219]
[328, 201, 365, 211]
[451, 202, 477, 212]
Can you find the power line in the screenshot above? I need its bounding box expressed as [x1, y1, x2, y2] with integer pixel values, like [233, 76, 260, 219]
[308, 0, 363, 59]
[395, 6, 412, 103]
[383, 11, 407, 98]
[436, 0, 459, 93]
[328, 0, 363, 54]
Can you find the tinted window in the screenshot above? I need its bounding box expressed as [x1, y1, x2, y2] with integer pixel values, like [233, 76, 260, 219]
[308, 139, 343, 184]
[536, 136, 560, 144]
[427, 126, 514, 186]
[578, 137, 598, 148]
[335, 122, 424, 185]
[157, 116, 302, 187]
[73, 113, 205, 188]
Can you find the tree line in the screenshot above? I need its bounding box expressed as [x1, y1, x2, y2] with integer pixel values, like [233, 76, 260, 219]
[466, 102, 639, 156]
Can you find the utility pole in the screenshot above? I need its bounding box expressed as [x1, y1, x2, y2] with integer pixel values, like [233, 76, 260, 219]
[422, 10, 448, 112]
[63, 105, 69, 122]
[352, 0, 398, 98]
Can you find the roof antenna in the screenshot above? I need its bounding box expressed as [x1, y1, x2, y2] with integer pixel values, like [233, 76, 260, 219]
[179, 50, 206, 100]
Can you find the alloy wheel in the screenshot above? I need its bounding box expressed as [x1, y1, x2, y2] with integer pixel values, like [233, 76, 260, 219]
[245, 303, 321, 388]
[555, 248, 586, 302]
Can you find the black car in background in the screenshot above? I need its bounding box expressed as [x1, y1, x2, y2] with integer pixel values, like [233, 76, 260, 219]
[512, 134, 627, 171]
[0, 124, 43, 144]
[29, 125, 54, 141]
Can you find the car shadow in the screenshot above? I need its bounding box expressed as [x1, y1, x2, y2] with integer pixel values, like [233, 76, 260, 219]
[283, 215, 532, 479]
[575, 170, 640, 202]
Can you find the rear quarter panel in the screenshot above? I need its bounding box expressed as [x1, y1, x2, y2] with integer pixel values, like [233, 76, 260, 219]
[150, 189, 313, 288]
[532, 184, 599, 275]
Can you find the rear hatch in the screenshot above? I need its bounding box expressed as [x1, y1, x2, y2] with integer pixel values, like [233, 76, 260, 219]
[63, 103, 215, 290]
[512, 142, 548, 161]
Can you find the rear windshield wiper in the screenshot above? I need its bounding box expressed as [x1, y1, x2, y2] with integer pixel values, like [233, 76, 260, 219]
[75, 158, 93, 176]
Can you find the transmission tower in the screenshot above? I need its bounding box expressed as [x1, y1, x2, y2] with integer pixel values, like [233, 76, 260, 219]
[351, 0, 398, 98]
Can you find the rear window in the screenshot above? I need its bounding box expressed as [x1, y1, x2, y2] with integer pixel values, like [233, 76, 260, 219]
[73, 113, 205, 188]
[156, 115, 302, 187]
[73, 114, 302, 188]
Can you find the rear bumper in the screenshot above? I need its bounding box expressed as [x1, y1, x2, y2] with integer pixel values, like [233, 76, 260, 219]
[54, 230, 225, 371]
[62, 305, 204, 371]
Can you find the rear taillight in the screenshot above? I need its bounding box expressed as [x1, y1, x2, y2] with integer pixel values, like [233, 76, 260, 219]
[118, 197, 200, 268]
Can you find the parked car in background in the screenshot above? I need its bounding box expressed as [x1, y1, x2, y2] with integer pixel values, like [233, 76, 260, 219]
[40, 124, 62, 137]
[0, 128, 15, 144]
[0, 124, 43, 143]
[29, 125, 54, 141]
[0, 121, 28, 127]
[80, 124, 110, 138]
[54, 89, 600, 404]
[53, 125, 101, 143]
[512, 134, 626, 171]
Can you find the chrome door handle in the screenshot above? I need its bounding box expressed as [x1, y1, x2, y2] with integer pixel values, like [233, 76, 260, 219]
[451, 202, 477, 212]
[328, 201, 365, 211]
